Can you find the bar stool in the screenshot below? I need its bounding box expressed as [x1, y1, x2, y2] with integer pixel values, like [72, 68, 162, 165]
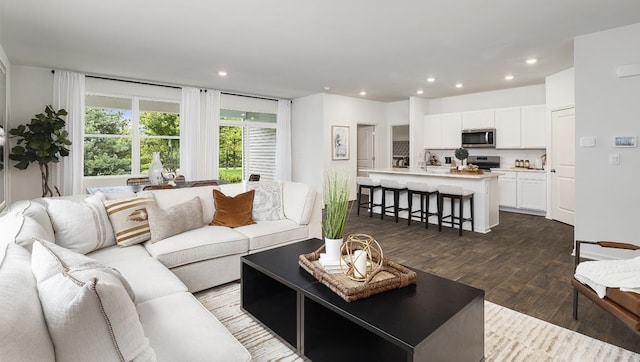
[406, 182, 439, 228]
[380, 179, 408, 223]
[437, 185, 474, 236]
[356, 177, 381, 217]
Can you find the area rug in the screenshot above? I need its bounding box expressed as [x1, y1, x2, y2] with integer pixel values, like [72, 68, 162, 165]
[195, 283, 640, 362]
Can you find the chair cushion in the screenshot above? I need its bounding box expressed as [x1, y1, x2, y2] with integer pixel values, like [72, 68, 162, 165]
[0, 243, 55, 362]
[31, 239, 155, 362]
[144, 226, 249, 268]
[607, 287, 640, 317]
[137, 292, 251, 362]
[236, 219, 309, 251]
[407, 182, 437, 193]
[147, 197, 204, 242]
[438, 185, 473, 196]
[380, 178, 406, 189]
[44, 193, 116, 254]
[211, 189, 256, 228]
[356, 177, 380, 187]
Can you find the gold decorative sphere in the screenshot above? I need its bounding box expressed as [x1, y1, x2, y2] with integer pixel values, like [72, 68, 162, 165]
[339, 234, 383, 281]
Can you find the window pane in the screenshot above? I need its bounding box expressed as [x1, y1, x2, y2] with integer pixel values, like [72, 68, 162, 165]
[139, 100, 180, 136]
[85, 107, 131, 135]
[84, 137, 131, 176]
[140, 138, 180, 174]
[221, 109, 276, 123]
[244, 127, 276, 180]
[218, 126, 243, 183]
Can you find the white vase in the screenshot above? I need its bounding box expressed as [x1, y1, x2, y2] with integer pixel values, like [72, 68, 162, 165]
[324, 237, 343, 262]
[148, 152, 164, 185]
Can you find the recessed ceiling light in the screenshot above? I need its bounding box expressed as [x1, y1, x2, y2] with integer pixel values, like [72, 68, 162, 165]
[455, 83, 463, 88]
[360, 91, 367, 96]
[526, 58, 537, 65]
[323, 86, 331, 91]
[218, 71, 227, 76]
[241, 113, 245, 117]
[416, 90, 424, 95]
[427, 77, 435, 83]
[505, 75, 514, 80]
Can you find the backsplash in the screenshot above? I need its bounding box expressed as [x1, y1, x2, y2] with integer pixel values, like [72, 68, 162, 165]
[424, 148, 546, 168]
[393, 141, 410, 156]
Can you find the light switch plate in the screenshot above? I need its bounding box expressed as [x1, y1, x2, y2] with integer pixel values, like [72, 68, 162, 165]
[609, 153, 620, 165]
[580, 136, 596, 147]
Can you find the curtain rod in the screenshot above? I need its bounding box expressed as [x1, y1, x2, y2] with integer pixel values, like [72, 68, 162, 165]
[51, 70, 284, 101]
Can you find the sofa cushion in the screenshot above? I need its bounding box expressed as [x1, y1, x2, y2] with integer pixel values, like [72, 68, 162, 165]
[137, 292, 251, 362]
[144, 225, 249, 269]
[31, 240, 155, 362]
[104, 194, 155, 247]
[147, 196, 204, 242]
[283, 181, 317, 225]
[247, 180, 284, 221]
[100, 255, 188, 303]
[0, 213, 52, 252]
[211, 189, 256, 227]
[144, 185, 217, 225]
[0, 243, 55, 362]
[236, 219, 309, 251]
[6, 199, 55, 240]
[87, 243, 151, 262]
[44, 193, 116, 254]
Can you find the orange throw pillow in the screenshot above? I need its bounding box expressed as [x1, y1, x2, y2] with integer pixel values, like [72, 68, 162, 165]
[210, 189, 256, 227]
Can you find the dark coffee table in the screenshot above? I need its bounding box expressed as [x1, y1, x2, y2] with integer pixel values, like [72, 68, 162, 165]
[241, 238, 484, 361]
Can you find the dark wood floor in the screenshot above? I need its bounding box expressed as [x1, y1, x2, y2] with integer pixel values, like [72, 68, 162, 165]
[344, 203, 640, 353]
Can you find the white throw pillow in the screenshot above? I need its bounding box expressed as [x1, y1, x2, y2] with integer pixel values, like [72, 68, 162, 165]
[247, 180, 284, 221]
[31, 239, 155, 362]
[45, 192, 116, 254]
[104, 194, 155, 247]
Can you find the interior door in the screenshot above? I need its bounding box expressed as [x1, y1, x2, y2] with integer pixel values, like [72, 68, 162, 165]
[357, 125, 375, 177]
[551, 108, 575, 225]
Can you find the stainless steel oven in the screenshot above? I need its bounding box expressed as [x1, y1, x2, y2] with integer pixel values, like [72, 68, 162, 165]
[462, 128, 495, 148]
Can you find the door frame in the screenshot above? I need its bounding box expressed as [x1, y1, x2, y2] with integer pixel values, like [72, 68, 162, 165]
[548, 105, 575, 225]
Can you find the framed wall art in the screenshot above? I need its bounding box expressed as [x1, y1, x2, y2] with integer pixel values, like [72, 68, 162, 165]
[331, 125, 349, 160]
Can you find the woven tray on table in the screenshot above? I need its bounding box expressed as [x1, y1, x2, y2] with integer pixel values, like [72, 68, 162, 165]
[298, 246, 417, 302]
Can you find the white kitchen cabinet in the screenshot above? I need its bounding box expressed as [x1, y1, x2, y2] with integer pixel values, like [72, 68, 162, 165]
[497, 171, 517, 208]
[441, 112, 462, 149]
[521, 105, 546, 148]
[494, 107, 521, 149]
[423, 114, 442, 148]
[462, 109, 494, 130]
[494, 169, 546, 213]
[517, 172, 546, 211]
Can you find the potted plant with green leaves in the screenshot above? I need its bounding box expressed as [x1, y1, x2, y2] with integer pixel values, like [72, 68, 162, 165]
[323, 171, 351, 261]
[9, 105, 70, 197]
[454, 147, 469, 170]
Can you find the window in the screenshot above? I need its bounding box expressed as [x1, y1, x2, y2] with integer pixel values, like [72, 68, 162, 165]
[84, 95, 180, 177]
[219, 109, 277, 183]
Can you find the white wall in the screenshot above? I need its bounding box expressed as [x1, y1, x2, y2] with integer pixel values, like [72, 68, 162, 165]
[409, 96, 429, 168]
[428, 84, 546, 114]
[545, 68, 575, 111]
[323, 94, 387, 198]
[575, 22, 640, 259]
[9, 65, 53, 202]
[291, 93, 324, 192]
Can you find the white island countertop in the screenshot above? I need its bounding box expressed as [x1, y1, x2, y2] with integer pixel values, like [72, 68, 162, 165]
[362, 167, 500, 179]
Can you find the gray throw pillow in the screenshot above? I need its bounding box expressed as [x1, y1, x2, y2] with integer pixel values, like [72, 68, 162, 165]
[147, 197, 204, 242]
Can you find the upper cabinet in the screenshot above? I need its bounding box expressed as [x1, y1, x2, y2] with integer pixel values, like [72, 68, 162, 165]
[494, 104, 546, 149]
[423, 113, 461, 149]
[520, 105, 546, 148]
[494, 107, 521, 148]
[462, 109, 494, 130]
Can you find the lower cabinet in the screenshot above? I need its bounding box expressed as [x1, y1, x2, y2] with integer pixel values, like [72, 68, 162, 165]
[495, 170, 546, 214]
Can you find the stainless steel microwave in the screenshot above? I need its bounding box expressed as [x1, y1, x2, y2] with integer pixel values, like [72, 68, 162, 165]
[461, 128, 495, 148]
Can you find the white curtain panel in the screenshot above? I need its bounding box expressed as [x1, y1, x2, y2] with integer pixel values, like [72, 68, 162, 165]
[179, 87, 201, 180]
[52, 70, 85, 196]
[276, 99, 292, 181]
[203, 90, 220, 179]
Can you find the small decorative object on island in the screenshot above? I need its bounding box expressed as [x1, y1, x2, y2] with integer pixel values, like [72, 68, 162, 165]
[322, 171, 351, 260]
[9, 105, 70, 197]
[148, 151, 164, 185]
[454, 147, 469, 170]
[340, 233, 384, 282]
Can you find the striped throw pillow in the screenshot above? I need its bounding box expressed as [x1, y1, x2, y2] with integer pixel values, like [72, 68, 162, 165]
[104, 195, 155, 247]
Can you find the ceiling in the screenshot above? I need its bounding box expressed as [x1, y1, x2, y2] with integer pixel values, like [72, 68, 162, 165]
[2, 0, 640, 102]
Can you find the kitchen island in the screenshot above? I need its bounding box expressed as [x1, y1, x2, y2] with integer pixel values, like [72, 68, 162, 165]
[363, 168, 500, 233]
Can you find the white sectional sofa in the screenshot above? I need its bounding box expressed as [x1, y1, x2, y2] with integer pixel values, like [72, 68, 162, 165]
[0, 180, 321, 361]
